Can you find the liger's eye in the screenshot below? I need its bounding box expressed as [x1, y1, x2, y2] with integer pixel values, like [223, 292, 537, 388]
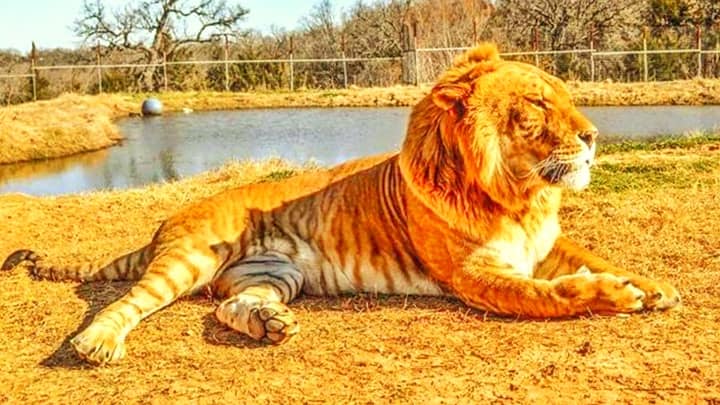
[524, 95, 547, 110]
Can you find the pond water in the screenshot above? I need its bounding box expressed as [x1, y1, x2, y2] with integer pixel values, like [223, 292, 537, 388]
[2, 105, 720, 196]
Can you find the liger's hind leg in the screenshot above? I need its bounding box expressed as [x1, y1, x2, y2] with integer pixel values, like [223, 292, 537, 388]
[71, 245, 219, 364]
[213, 256, 304, 344]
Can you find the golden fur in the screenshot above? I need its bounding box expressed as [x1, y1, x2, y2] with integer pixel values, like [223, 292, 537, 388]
[2, 43, 680, 365]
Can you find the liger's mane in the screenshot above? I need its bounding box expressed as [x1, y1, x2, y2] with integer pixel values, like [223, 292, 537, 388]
[398, 43, 545, 233]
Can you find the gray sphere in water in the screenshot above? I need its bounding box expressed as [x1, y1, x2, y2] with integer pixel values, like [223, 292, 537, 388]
[141, 98, 163, 116]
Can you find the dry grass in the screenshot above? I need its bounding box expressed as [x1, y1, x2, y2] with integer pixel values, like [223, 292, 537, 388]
[130, 86, 428, 111]
[0, 94, 137, 164]
[2, 79, 720, 165]
[1, 141, 720, 403]
[569, 78, 720, 106]
[129, 78, 720, 111]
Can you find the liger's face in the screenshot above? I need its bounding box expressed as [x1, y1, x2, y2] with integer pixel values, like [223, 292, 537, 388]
[469, 61, 599, 191]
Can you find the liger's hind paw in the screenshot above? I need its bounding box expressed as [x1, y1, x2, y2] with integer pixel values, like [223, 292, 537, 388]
[216, 297, 300, 344]
[250, 301, 300, 344]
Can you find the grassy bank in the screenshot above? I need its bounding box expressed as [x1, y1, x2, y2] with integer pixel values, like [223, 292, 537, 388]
[1, 138, 719, 402]
[569, 78, 720, 106]
[2, 79, 720, 165]
[128, 78, 720, 111]
[0, 94, 134, 165]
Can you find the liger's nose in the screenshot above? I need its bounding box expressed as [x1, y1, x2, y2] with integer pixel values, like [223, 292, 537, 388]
[578, 128, 599, 148]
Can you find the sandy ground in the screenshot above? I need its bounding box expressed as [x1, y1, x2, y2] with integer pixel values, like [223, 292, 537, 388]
[1, 144, 719, 403]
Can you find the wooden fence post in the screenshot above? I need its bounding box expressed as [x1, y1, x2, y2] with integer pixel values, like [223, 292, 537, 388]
[96, 43, 103, 93]
[534, 28, 540, 67]
[697, 25, 703, 78]
[413, 27, 419, 85]
[413, 37, 421, 86]
[716, 24, 720, 78]
[643, 27, 649, 82]
[401, 22, 419, 85]
[342, 52, 348, 88]
[341, 32, 348, 88]
[224, 35, 230, 91]
[289, 35, 294, 92]
[29, 42, 37, 101]
[589, 27, 595, 81]
[472, 18, 478, 44]
[163, 51, 168, 92]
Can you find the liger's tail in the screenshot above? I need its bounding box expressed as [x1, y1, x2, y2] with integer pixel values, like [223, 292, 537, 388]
[1, 245, 152, 282]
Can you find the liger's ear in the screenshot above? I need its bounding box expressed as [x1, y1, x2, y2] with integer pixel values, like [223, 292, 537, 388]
[431, 82, 471, 112]
[431, 43, 501, 113]
[453, 43, 501, 67]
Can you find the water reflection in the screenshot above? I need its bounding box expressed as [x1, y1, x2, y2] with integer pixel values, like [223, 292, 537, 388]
[0, 149, 109, 194]
[159, 149, 180, 182]
[1, 105, 720, 196]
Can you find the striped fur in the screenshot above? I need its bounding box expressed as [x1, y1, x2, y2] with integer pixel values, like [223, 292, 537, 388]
[2, 246, 151, 281]
[3, 43, 679, 365]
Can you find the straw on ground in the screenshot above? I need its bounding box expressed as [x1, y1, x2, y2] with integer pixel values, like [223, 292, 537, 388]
[1, 137, 719, 402]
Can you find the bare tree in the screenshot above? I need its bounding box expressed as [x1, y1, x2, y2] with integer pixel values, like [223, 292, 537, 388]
[410, 0, 494, 48]
[74, 0, 248, 90]
[342, 0, 412, 57]
[647, 0, 720, 27]
[490, 0, 645, 78]
[493, 0, 645, 50]
[643, 0, 720, 79]
[299, 0, 342, 58]
[698, 0, 720, 26]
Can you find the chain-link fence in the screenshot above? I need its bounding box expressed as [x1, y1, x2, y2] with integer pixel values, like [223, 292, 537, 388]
[0, 48, 404, 105]
[4, 28, 720, 105]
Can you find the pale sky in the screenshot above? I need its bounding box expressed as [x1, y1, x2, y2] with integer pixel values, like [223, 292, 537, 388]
[0, 0, 358, 52]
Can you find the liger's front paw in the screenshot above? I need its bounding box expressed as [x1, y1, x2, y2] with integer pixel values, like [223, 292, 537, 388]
[70, 324, 126, 365]
[554, 273, 646, 315]
[628, 277, 681, 310]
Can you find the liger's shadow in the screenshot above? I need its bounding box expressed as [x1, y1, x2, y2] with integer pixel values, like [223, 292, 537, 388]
[40, 280, 268, 368]
[38, 279, 483, 368]
[40, 281, 133, 369]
